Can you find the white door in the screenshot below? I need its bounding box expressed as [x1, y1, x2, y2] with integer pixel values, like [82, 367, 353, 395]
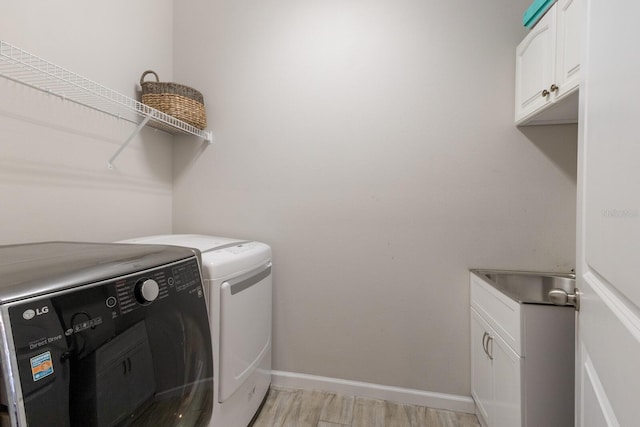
[577, 1, 640, 426]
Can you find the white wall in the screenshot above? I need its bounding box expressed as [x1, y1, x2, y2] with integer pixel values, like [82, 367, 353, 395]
[174, 0, 578, 397]
[0, 0, 175, 244]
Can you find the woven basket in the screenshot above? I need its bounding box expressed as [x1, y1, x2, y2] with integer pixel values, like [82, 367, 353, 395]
[140, 70, 207, 130]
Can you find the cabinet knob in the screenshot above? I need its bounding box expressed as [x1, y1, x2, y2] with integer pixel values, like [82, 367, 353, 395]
[550, 84, 559, 92]
[541, 89, 550, 97]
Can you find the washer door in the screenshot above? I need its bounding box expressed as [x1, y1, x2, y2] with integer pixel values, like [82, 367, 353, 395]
[218, 263, 272, 402]
[6, 257, 214, 427]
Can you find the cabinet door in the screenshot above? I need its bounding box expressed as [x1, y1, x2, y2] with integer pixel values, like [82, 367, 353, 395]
[555, 0, 581, 99]
[515, 5, 556, 122]
[491, 333, 522, 427]
[470, 309, 492, 425]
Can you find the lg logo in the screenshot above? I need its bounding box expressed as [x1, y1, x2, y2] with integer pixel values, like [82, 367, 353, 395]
[22, 306, 49, 320]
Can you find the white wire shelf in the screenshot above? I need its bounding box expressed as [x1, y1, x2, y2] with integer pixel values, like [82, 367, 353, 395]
[0, 40, 213, 168]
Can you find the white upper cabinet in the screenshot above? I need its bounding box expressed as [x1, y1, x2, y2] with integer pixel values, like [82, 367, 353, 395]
[515, 0, 581, 125]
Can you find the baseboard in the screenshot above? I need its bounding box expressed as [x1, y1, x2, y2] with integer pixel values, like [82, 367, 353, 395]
[270, 370, 476, 414]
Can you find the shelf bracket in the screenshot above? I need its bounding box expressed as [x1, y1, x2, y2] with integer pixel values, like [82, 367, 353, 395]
[204, 131, 214, 144]
[108, 115, 152, 169]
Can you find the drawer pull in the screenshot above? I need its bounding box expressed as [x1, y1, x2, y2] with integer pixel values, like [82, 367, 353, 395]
[482, 331, 494, 360]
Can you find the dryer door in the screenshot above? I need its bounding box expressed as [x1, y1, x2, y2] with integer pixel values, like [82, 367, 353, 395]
[218, 263, 272, 402]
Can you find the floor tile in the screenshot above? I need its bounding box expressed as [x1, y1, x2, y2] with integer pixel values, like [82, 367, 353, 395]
[352, 397, 385, 427]
[251, 386, 481, 427]
[402, 404, 429, 427]
[317, 422, 350, 427]
[319, 393, 354, 424]
[251, 388, 298, 427]
[427, 408, 471, 427]
[456, 412, 481, 427]
[281, 389, 326, 427]
[384, 401, 412, 427]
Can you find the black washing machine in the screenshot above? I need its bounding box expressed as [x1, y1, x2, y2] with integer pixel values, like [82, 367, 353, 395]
[0, 242, 213, 427]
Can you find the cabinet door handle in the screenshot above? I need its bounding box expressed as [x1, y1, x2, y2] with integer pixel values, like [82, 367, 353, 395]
[482, 332, 489, 357]
[541, 89, 550, 97]
[550, 84, 558, 92]
[487, 335, 494, 361]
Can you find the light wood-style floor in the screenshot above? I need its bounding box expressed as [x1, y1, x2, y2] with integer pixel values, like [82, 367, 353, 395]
[250, 387, 480, 427]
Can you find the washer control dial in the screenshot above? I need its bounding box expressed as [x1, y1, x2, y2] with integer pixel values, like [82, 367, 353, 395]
[135, 279, 160, 304]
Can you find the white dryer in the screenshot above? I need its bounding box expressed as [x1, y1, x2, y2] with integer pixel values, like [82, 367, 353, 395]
[120, 234, 272, 427]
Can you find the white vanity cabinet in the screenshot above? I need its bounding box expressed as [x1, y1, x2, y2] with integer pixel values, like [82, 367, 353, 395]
[515, 0, 581, 125]
[470, 272, 575, 427]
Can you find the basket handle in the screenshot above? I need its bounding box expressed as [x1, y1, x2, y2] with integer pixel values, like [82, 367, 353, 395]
[140, 70, 159, 86]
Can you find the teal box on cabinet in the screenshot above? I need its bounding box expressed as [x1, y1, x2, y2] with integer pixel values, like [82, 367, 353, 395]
[523, 0, 557, 28]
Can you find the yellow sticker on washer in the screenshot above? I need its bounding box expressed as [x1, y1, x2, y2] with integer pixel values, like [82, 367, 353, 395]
[30, 351, 54, 381]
